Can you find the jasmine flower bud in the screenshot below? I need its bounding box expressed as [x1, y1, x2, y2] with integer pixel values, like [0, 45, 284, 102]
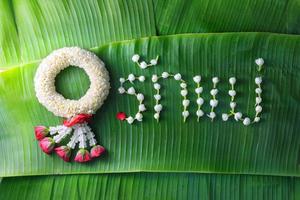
[210, 89, 218, 96]
[255, 58, 264, 66]
[180, 89, 188, 96]
[243, 117, 251, 126]
[162, 72, 169, 78]
[118, 87, 125, 94]
[255, 105, 262, 113]
[196, 97, 204, 105]
[229, 77, 236, 85]
[234, 112, 242, 121]
[193, 75, 201, 83]
[128, 74, 135, 82]
[182, 99, 190, 107]
[195, 87, 203, 94]
[154, 83, 161, 90]
[210, 99, 218, 107]
[182, 111, 189, 117]
[138, 104, 146, 112]
[138, 76, 145, 82]
[126, 116, 134, 124]
[132, 54, 140, 62]
[212, 77, 219, 84]
[127, 87, 135, 95]
[196, 110, 204, 117]
[222, 113, 229, 121]
[255, 77, 262, 84]
[174, 73, 182, 80]
[154, 104, 162, 112]
[140, 61, 147, 69]
[152, 74, 158, 82]
[136, 93, 144, 101]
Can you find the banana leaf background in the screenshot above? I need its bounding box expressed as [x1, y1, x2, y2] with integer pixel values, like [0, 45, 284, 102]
[0, 0, 300, 199]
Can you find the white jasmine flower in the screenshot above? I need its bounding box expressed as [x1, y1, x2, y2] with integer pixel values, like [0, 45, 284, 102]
[154, 94, 161, 100]
[196, 110, 204, 117]
[234, 112, 242, 121]
[132, 54, 140, 62]
[255, 88, 262, 94]
[210, 89, 218, 96]
[254, 117, 260, 122]
[182, 99, 190, 107]
[150, 59, 158, 65]
[212, 77, 219, 84]
[119, 78, 125, 83]
[154, 104, 162, 112]
[193, 75, 201, 83]
[208, 112, 216, 119]
[195, 87, 203, 94]
[182, 111, 189, 117]
[174, 73, 182, 80]
[243, 117, 251, 126]
[196, 97, 204, 105]
[118, 87, 125, 94]
[255, 77, 262, 84]
[127, 87, 135, 95]
[128, 74, 135, 82]
[222, 113, 229, 121]
[154, 113, 160, 119]
[136, 93, 144, 101]
[256, 97, 262, 104]
[255, 58, 264, 66]
[180, 82, 187, 88]
[255, 105, 262, 113]
[126, 116, 134, 124]
[152, 74, 158, 82]
[139, 104, 146, 112]
[135, 113, 143, 121]
[162, 72, 169, 78]
[210, 99, 218, 107]
[230, 102, 236, 109]
[229, 77, 236, 85]
[228, 90, 236, 97]
[138, 76, 145, 82]
[140, 61, 147, 69]
[154, 83, 161, 90]
[180, 89, 188, 96]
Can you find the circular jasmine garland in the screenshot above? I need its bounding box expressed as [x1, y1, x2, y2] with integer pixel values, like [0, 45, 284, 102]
[34, 47, 110, 163]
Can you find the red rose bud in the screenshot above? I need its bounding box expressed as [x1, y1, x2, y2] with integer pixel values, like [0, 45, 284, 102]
[34, 126, 49, 140]
[54, 146, 71, 162]
[63, 114, 93, 127]
[91, 145, 106, 158]
[116, 112, 126, 121]
[39, 137, 55, 154]
[74, 149, 92, 163]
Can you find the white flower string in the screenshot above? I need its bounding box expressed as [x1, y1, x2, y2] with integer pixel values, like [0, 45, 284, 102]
[222, 58, 264, 125]
[118, 74, 146, 124]
[193, 75, 204, 121]
[152, 72, 190, 122]
[207, 77, 219, 121]
[132, 54, 159, 69]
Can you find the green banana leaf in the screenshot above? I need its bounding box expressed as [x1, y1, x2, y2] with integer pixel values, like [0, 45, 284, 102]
[0, 33, 299, 177]
[0, 0, 156, 67]
[154, 0, 300, 35]
[1, 173, 300, 200]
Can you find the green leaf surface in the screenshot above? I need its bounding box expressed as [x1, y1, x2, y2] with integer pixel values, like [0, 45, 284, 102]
[0, 173, 299, 200]
[0, 33, 300, 177]
[154, 0, 300, 35]
[0, 0, 156, 67]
